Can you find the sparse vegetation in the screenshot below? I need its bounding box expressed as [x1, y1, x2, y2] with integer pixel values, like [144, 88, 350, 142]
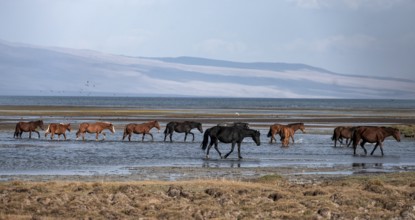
[395, 124, 415, 138]
[1, 172, 414, 219]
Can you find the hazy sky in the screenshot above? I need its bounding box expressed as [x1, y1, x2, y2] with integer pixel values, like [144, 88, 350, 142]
[1, 0, 414, 79]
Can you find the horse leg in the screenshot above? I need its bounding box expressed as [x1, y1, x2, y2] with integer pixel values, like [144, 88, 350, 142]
[213, 139, 222, 159]
[224, 142, 236, 159]
[379, 142, 384, 156]
[96, 132, 99, 141]
[370, 142, 379, 156]
[142, 133, 145, 142]
[148, 133, 154, 142]
[290, 135, 295, 144]
[63, 133, 67, 141]
[35, 131, 40, 139]
[360, 141, 367, 155]
[184, 132, 188, 142]
[190, 132, 195, 142]
[29, 131, 32, 139]
[206, 140, 214, 159]
[102, 132, 106, 141]
[237, 143, 243, 159]
[346, 138, 352, 147]
[50, 132, 54, 140]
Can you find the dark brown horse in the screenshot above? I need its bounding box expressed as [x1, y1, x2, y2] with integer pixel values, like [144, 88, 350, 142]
[163, 121, 203, 142]
[45, 123, 71, 140]
[13, 120, 44, 139]
[332, 126, 356, 147]
[267, 122, 305, 144]
[352, 126, 400, 156]
[76, 122, 115, 141]
[122, 120, 161, 141]
[267, 123, 283, 143]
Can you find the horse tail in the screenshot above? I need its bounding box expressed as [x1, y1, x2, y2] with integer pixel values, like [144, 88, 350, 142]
[13, 123, 20, 138]
[164, 123, 173, 135]
[267, 126, 273, 137]
[201, 128, 211, 150]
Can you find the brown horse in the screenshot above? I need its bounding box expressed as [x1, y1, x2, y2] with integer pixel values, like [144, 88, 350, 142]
[267, 123, 283, 143]
[287, 123, 306, 143]
[13, 120, 45, 139]
[332, 126, 356, 147]
[76, 122, 115, 141]
[122, 120, 161, 141]
[279, 126, 294, 147]
[352, 126, 400, 156]
[45, 123, 71, 140]
[267, 122, 305, 144]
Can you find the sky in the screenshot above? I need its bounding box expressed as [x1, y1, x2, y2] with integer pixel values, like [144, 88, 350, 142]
[0, 0, 414, 79]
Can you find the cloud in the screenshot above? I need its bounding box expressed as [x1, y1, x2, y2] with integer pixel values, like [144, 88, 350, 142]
[278, 34, 378, 53]
[287, 0, 412, 10]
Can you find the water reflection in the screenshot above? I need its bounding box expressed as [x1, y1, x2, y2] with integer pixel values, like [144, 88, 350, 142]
[352, 163, 383, 168]
[202, 159, 242, 168]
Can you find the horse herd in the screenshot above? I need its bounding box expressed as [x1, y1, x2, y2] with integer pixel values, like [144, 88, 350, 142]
[12, 120, 401, 159]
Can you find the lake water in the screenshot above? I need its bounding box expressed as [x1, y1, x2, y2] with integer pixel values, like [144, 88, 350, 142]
[0, 96, 414, 178]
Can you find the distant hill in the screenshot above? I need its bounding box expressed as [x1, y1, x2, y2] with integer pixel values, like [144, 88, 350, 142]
[0, 40, 414, 98]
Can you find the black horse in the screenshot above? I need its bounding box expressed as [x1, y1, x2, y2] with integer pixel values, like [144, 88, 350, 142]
[163, 121, 203, 142]
[201, 126, 261, 159]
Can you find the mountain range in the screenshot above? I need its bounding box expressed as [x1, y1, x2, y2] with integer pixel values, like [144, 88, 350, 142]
[1, 39, 414, 98]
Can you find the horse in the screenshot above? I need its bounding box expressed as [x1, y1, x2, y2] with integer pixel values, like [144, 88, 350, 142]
[267, 122, 305, 144]
[122, 120, 160, 141]
[201, 126, 261, 159]
[13, 120, 44, 139]
[267, 123, 283, 143]
[352, 126, 400, 156]
[279, 126, 294, 147]
[76, 122, 115, 141]
[163, 121, 203, 142]
[332, 126, 355, 147]
[286, 123, 305, 143]
[44, 123, 71, 140]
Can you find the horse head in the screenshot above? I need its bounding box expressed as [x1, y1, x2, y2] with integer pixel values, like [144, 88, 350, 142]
[393, 128, 401, 142]
[253, 130, 261, 146]
[196, 122, 203, 133]
[109, 123, 115, 133]
[154, 121, 161, 132]
[38, 120, 45, 130]
[300, 124, 306, 133]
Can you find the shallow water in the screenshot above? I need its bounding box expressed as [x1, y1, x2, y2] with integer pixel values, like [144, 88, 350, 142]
[1, 129, 414, 176]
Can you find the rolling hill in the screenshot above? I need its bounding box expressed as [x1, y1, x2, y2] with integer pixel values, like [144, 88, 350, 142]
[0, 40, 414, 98]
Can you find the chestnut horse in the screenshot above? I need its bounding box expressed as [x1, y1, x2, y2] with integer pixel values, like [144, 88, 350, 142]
[352, 126, 400, 156]
[76, 122, 115, 141]
[13, 120, 44, 139]
[122, 120, 161, 141]
[267, 122, 305, 144]
[45, 123, 71, 140]
[279, 126, 294, 147]
[332, 126, 356, 147]
[163, 121, 203, 142]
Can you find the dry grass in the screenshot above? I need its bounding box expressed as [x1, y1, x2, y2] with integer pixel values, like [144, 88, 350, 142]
[395, 124, 415, 138]
[0, 172, 414, 219]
